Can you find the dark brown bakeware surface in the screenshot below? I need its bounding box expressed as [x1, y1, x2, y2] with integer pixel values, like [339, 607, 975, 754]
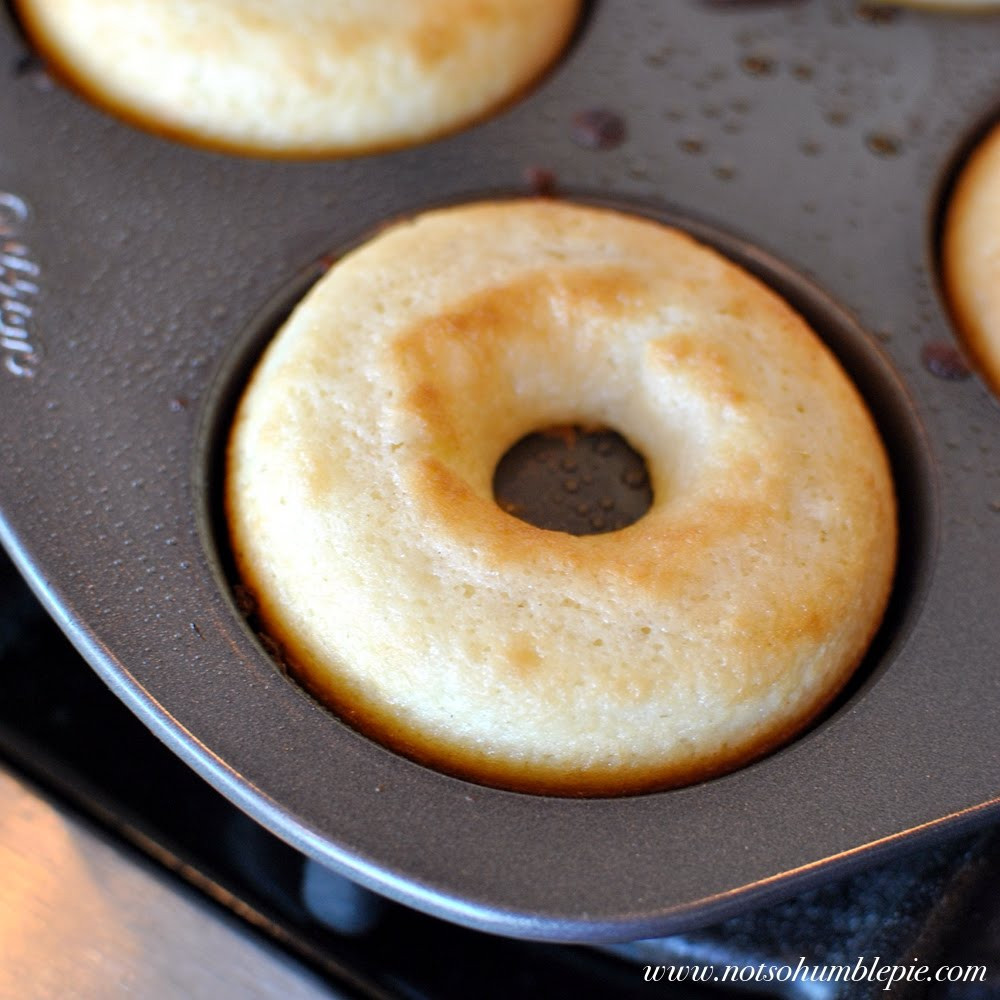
[1, 0, 999, 942]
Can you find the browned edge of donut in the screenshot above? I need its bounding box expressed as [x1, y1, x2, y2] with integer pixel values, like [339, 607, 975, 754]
[225, 570, 891, 799]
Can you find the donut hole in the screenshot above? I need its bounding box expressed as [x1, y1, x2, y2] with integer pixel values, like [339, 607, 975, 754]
[492, 424, 654, 535]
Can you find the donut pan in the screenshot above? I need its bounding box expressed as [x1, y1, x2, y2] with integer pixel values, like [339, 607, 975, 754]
[2, 1, 1000, 944]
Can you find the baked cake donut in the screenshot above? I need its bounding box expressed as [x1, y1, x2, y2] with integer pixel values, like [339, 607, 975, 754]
[943, 120, 1000, 393]
[226, 200, 897, 796]
[14, 0, 580, 155]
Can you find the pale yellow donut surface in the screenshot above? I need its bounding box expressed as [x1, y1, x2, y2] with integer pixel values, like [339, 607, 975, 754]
[16, 0, 580, 155]
[226, 200, 897, 796]
[944, 121, 1000, 392]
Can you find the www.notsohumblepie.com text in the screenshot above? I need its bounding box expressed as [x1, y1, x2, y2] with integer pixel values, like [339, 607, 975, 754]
[642, 956, 987, 991]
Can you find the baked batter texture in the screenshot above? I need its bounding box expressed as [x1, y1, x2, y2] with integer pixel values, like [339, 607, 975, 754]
[15, 0, 580, 155]
[227, 200, 897, 795]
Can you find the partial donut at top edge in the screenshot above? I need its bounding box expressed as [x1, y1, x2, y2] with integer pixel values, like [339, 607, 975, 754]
[14, 0, 581, 156]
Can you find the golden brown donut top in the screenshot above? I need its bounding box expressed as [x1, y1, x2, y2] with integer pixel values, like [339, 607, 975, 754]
[227, 200, 897, 796]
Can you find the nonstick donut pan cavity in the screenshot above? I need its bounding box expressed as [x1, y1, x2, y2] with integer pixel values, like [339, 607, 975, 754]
[1, 0, 999, 943]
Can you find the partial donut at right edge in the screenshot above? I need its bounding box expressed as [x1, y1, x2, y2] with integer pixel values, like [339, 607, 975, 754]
[942, 119, 1000, 395]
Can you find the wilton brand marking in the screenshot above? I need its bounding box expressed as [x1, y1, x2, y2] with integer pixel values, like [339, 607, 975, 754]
[0, 193, 42, 378]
